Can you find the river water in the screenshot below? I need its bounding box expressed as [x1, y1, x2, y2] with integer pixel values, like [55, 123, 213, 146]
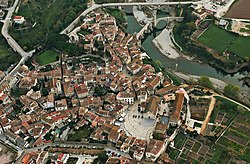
[125, 12, 249, 90]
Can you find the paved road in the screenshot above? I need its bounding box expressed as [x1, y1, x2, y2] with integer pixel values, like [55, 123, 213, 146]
[61, 4, 101, 34]
[215, 94, 250, 111]
[102, 1, 203, 7]
[0, 0, 31, 86]
[1, 0, 31, 58]
[61, 0, 205, 34]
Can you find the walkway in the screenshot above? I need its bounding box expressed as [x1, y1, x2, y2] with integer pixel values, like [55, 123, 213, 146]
[200, 96, 216, 135]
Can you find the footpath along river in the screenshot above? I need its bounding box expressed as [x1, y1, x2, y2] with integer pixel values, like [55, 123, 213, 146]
[124, 11, 249, 93]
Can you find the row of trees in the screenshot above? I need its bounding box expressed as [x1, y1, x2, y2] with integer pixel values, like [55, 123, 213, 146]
[196, 76, 240, 99]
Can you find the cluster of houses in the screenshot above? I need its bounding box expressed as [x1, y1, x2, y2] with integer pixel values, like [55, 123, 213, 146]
[0, 9, 215, 164]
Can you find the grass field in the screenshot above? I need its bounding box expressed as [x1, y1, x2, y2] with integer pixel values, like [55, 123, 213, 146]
[35, 49, 59, 66]
[192, 142, 201, 153]
[169, 148, 179, 160]
[174, 132, 186, 149]
[197, 24, 250, 59]
[67, 126, 93, 142]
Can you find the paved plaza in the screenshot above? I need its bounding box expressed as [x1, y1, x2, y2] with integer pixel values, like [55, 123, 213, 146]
[123, 102, 156, 140]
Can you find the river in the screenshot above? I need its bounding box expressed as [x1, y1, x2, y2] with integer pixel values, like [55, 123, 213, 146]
[124, 11, 249, 91]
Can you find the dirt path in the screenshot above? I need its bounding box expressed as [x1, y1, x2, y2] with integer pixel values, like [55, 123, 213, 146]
[200, 96, 216, 136]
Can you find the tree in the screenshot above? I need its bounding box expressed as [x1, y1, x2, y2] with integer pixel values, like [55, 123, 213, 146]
[96, 152, 108, 163]
[198, 76, 214, 89]
[188, 77, 196, 85]
[224, 84, 240, 99]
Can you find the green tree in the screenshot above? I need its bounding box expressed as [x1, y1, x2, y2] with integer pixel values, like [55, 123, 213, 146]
[198, 76, 214, 89]
[96, 152, 108, 163]
[155, 60, 162, 67]
[224, 84, 240, 99]
[188, 77, 196, 85]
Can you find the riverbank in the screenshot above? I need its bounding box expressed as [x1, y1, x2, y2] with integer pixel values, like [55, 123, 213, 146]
[173, 71, 227, 90]
[152, 28, 180, 59]
[133, 6, 149, 25]
[173, 71, 250, 107]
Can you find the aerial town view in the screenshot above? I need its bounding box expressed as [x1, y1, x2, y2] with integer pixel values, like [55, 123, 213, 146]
[0, 0, 249, 163]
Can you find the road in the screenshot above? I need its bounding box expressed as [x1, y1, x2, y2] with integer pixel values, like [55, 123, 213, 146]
[0, 0, 32, 86]
[61, 0, 205, 34]
[102, 1, 203, 7]
[1, 0, 31, 58]
[61, 4, 101, 34]
[215, 94, 250, 111]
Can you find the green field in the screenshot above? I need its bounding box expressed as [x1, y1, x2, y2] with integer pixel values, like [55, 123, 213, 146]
[67, 126, 93, 142]
[174, 132, 186, 149]
[169, 148, 179, 160]
[35, 49, 59, 65]
[210, 97, 239, 125]
[197, 24, 250, 59]
[192, 142, 201, 152]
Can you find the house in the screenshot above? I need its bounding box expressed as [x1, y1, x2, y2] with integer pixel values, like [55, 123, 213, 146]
[116, 91, 134, 104]
[74, 83, 88, 98]
[173, 89, 185, 119]
[13, 16, 25, 24]
[137, 88, 148, 103]
[26, 89, 41, 100]
[163, 93, 175, 102]
[42, 93, 55, 109]
[133, 139, 147, 161]
[145, 96, 160, 119]
[126, 63, 142, 75]
[19, 77, 37, 89]
[156, 85, 179, 96]
[146, 139, 165, 162]
[149, 76, 161, 90]
[23, 151, 49, 164]
[63, 81, 75, 97]
[169, 89, 186, 126]
[55, 99, 68, 111]
[57, 153, 69, 164]
[158, 152, 174, 164]
[154, 122, 168, 134]
[192, 8, 207, 20]
[0, 116, 11, 133]
[106, 156, 131, 164]
[108, 126, 121, 143]
[5, 130, 29, 148]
